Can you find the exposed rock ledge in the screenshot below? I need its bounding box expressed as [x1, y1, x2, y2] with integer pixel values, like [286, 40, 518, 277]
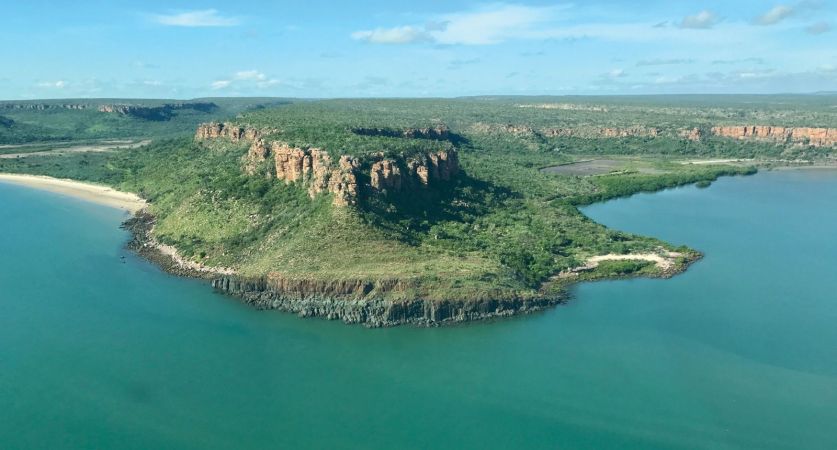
[680, 126, 836, 147]
[210, 275, 562, 327]
[197, 122, 460, 207]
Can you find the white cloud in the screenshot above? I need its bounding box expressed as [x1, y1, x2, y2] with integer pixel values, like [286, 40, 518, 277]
[607, 69, 626, 78]
[636, 58, 694, 66]
[433, 4, 560, 45]
[351, 26, 430, 44]
[153, 9, 239, 27]
[806, 21, 831, 34]
[679, 10, 719, 29]
[352, 4, 564, 45]
[212, 70, 280, 90]
[754, 5, 794, 25]
[36, 80, 66, 89]
[233, 70, 267, 81]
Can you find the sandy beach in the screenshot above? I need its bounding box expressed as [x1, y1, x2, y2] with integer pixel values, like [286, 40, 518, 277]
[0, 173, 146, 213]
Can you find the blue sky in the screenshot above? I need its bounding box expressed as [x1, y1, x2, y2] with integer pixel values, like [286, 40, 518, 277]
[1, 1, 835, 99]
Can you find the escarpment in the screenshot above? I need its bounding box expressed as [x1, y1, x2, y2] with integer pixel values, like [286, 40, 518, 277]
[542, 126, 660, 138]
[210, 274, 560, 327]
[473, 122, 837, 147]
[0, 102, 91, 111]
[195, 122, 272, 142]
[352, 124, 450, 140]
[99, 102, 217, 120]
[470, 123, 660, 139]
[196, 122, 460, 206]
[706, 126, 837, 147]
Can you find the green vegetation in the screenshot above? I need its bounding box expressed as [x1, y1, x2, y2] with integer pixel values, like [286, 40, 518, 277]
[2, 95, 832, 302]
[0, 98, 291, 144]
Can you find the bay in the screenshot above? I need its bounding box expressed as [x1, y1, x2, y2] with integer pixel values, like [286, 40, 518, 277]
[1, 170, 835, 449]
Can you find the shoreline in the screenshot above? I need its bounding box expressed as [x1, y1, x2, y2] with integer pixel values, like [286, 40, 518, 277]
[0, 170, 710, 327]
[0, 173, 147, 213]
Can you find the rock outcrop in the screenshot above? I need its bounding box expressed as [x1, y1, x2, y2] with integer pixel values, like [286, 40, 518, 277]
[264, 142, 456, 205]
[542, 126, 660, 138]
[0, 116, 13, 128]
[269, 143, 360, 206]
[210, 274, 561, 327]
[471, 123, 659, 139]
[370, 160, 402, 191]
[473, 122, 837, 147]
[197, 122, 460, 206]
[516, 103, 609, 112]
[0, 103, 90, 111]
[352, 125, 450, 140]
[680, 128, 704, 141]
[195, 122, 267, 142]
[709, 126, 837, 147]
[99, 102, 217, 120]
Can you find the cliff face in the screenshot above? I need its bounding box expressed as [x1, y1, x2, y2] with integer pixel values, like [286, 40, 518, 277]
[470, 123, 659, 139]
[195, 122, 268, 142]
[211, 274, 560, 327]
[270, 143, 360, 206]
[352, 125, 450, 140]
[196, 122, 460, 207]
[0, 103, 90, 111]
[542, 126, 660, 138]
[99, 102, 217, 120]
[708, 126, 837, 147]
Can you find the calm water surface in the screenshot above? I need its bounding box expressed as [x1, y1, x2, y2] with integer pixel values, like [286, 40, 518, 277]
[1, 170, 836, 449]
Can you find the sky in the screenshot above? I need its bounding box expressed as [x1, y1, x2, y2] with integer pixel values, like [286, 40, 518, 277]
[1, 0, 836, 99]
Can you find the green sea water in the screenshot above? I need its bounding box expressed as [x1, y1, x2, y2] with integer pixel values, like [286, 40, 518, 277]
[1, 170, 836, 449]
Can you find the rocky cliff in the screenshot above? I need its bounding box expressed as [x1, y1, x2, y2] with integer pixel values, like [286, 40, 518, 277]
[543, 126, 660, 138]
[474, 122, 837, 147]
[197, 122, 460, 206]
[99, 102, 217, 121]
[195, 121, 269, 142]
[352, 125, 450, 140]
[707, 126, 837, 147]
[211, 274, 560, 327]
[470, 123, 659, 139]
[0, 102, 90, 111]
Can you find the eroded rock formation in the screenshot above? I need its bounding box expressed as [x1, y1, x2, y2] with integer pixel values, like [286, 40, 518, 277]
[197, 122, 459, 207]
[541, 126, 659, 138]
[0, 103, 90, 111]
[99, 102, 217, 120]
[195, 122, 267, 142]
[352, 124, 450, 140]
[709, 126, 837, 147]
[211, 274, 560, 327]
[269, 143, 359, 206]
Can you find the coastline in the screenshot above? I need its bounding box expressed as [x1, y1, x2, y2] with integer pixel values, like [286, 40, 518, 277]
[0, 171, 703, 327]
[0, 173, 147, 213]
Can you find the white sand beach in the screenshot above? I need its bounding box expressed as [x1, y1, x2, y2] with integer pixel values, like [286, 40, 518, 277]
[0, 173, 146, 213]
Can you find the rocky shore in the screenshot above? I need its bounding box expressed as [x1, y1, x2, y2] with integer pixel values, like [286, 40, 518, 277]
[210, 276, 564, 327]
[122, 212, 229, 279]
[121, 211, 565, 327]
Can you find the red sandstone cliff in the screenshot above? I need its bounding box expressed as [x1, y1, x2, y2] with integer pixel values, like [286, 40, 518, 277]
[196, 123, 460, 207]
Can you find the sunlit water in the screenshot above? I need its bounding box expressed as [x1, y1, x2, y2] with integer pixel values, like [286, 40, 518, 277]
[1, 170, 836, 449]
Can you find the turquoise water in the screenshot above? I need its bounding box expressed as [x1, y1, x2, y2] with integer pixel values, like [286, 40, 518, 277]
[1, 171, 836, 449]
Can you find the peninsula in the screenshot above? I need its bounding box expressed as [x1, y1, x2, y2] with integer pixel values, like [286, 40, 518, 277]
[2, 96, 835, 326]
